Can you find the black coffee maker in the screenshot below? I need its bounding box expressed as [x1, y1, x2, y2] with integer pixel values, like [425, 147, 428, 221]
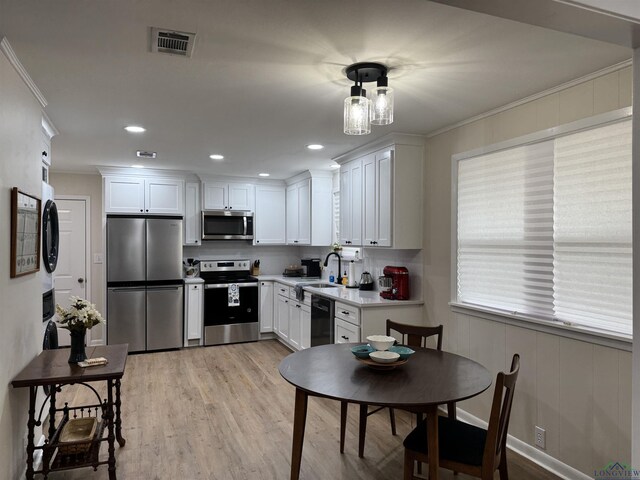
[301, 258, 321, 278]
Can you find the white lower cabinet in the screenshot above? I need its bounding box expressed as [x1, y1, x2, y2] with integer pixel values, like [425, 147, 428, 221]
[276, 294, 289, 341]
[300, 304, 311, 349]
[335, 318, 360, 344]
[259, 281, 274, 333]
[289, 302, 302, 350]
[184, 281, 204, 346]
[334, 301, 361, 343]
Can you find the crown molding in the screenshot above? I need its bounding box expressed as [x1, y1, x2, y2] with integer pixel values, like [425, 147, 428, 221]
[332, 133, 425, 164]
[427, 59, 632, 139]
[0, 37, 47, 108]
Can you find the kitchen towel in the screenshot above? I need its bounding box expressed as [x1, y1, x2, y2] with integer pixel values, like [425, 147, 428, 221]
[294, 284, 304, 301]
[228, 284, 239, 307]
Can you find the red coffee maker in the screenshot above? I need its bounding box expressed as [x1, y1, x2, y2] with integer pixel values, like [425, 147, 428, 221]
[380, 266, 410, 300]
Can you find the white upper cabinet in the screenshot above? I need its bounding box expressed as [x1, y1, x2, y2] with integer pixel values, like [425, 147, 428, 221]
[145, 178, 184, 215]
[255, 185, 286, 245]
[184, 182, 200, 245]
[286, 174, 332, 246]
[105, 176, 183, 215]
[340, 158, 362, 246]
[336, 136, 423, 249]
[203, 181, 254, 211]
[362, 150, 392, 247]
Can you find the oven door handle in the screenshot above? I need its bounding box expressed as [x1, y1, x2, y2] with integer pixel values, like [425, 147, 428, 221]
[204, 282, 259, 289]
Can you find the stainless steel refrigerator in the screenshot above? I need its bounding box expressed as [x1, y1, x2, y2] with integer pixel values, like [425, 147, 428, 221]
[107, 216, 184, 352]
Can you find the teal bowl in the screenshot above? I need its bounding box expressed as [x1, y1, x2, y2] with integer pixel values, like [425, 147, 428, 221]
[351, 344, 375, 359]
[388, 345, 415, 360]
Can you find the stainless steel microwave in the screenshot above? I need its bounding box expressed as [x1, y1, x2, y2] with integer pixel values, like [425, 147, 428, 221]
[201, 210, 254, 240]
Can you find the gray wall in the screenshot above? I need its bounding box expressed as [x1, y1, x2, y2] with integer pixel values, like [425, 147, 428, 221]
[424, 64, 633, 475]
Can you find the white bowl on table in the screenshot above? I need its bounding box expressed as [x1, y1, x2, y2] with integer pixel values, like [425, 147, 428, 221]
[366, 335, 396, 351]
[369, 351, 401, 364]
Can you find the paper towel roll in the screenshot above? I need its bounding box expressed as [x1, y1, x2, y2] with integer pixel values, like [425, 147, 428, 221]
[348, 261, 356, 287]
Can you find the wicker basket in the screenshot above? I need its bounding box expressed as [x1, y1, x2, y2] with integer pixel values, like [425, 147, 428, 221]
[58, 417, 97, 454]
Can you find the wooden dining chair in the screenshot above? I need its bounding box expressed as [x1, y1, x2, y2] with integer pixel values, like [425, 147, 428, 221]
[340, 320, 451, 458]
[402, 354, 521, 480]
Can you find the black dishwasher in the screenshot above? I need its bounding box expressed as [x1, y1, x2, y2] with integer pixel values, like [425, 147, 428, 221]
[310, 295, 335, 346]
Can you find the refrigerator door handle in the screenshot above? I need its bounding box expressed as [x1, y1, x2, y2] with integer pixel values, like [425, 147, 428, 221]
[108, 287, 146, 292]
[146, 286, 183, 291]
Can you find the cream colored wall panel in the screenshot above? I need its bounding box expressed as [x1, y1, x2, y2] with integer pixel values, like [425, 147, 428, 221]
[618, 66, 632, 107]
[592, 345, 619, 469]
[593, 71, 619, 115]
[451, 119, 487, 154]
[463, 317, 506, 419]
[536, 332, 560, 458]
[618, 350, 632, 464]
[558, 337, 594, 475]
[505, 325, 537, 444]
[558, 81, 594, 125]
[535, 92, 560, 131]
[491, 101, 538, 144]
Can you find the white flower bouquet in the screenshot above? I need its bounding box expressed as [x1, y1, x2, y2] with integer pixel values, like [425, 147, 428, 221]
[56, 296, 105, 332]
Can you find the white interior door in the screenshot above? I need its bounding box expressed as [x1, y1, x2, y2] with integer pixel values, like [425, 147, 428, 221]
[53, 198, 87, 347]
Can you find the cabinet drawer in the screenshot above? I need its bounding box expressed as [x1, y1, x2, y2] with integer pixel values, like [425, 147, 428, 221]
[335, 318, 360, 344]
[335, 302, 360, 326]
[288, 286, 312, 306]
[276, 284, 289, 296]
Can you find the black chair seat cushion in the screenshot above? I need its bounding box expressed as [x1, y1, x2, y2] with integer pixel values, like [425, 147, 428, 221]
[403, 416, 487, 466]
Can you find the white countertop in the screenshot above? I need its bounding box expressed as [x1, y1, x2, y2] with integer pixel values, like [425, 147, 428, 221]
[183, 277, 205, 284]
[257, 275, 424, 308]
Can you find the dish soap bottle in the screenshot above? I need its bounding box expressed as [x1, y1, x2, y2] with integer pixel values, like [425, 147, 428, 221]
[329, 270, 335, 283]
[341, 271, 348, 285]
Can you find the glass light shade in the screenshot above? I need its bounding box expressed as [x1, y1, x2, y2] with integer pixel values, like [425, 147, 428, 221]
[370, 86, 394, 125]
[344, 96, 371, 135]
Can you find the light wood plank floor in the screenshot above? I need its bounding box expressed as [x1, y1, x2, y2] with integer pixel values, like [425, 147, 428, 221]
[48, 340, 560, 479]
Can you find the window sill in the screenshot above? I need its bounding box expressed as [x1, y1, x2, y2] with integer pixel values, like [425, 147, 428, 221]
[449, 302, 632, 352]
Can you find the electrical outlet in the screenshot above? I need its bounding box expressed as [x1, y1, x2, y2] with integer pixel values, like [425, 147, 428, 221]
[535, 426, 546, 449]
[93, 253, 103, 264]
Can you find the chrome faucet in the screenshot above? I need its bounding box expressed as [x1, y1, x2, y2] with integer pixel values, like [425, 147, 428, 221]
[324, 251, 342, 284]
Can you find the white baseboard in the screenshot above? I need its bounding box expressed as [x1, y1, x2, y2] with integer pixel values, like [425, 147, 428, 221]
[455, 408, 591, 480]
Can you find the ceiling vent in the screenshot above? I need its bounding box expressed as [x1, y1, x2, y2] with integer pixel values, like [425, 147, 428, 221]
[150, 27, 196, 57]
[136, 150, 157, 159]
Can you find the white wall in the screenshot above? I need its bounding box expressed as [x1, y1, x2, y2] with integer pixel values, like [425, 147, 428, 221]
[424, 64, 633, 476]
[0, 46, 47, 479]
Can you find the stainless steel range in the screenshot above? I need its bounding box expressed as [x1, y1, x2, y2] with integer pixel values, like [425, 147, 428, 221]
[201, 259, 259, 346]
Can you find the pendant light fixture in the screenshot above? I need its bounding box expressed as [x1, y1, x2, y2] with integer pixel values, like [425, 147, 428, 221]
[344, 62, 393, 135]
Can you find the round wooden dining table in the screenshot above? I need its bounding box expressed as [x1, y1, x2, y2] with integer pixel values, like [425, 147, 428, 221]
[279, 343, 492, 480]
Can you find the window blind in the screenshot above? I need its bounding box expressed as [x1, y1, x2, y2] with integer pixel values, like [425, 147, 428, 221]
[553, 120, 632, 335]
[456, 117, 632, 337]
[457, 141, 554, 317]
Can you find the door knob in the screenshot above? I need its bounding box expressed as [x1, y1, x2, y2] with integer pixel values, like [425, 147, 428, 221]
[78, 278, 85, 284]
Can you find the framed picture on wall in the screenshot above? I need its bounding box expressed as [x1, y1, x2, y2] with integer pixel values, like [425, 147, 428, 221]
[10, 187, 41, 278]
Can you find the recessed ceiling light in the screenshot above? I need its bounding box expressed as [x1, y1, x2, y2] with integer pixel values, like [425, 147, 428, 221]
[209, 154, 224, 160]
[330, 164, 340, 169]
[124, 125, 146, 133]
[131, 164, 145, 169]
[258, 173, 270, 177]
[307, 144, 324, 150]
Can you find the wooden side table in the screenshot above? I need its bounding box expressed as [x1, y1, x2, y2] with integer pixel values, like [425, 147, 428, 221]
[12, 344, 128, 480]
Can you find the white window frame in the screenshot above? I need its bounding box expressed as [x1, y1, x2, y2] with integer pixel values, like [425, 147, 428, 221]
[450, 106, 632, 351]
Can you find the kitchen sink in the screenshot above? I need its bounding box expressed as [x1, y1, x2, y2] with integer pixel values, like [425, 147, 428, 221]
[304, 283, 339, 288]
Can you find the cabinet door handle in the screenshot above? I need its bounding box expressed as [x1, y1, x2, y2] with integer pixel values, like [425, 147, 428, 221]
[229, 206, 232, 209]
[341, 335, 349, 341]
[296, 304, 301, 308]
[342, 311, 349, 315]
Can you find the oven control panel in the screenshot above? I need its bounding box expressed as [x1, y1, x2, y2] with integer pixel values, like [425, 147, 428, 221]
[200, 259, 250, 272]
